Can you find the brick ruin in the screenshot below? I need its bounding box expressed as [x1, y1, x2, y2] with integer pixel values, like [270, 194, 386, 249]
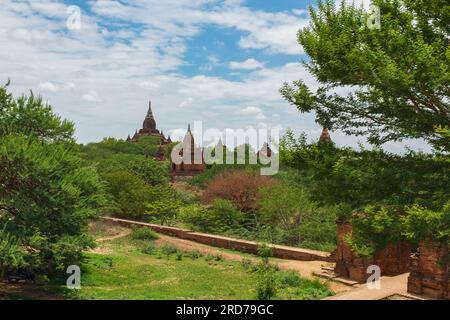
[334, 220, 411, 283]
[126, 100, 172, 146]
[169, 124, 206, 180]
[408, 241, 449, 299]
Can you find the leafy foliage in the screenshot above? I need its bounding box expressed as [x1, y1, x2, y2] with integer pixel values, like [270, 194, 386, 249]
[130, 227, 159, 241]
[281, 0, 450, 151]
[145, 185, 182, 225]
[103, 171, 152, 219]
[0, 84, 104, 277]
[179, 200, 244, 233]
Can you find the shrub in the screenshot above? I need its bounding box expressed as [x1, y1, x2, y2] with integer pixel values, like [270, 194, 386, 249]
[188, 164, 228, 188]
[161, 244, 178, 256]
[179, 200, 244, 233]
[201, 170, 277, 213]
[401, 203, 450, 244]
[240, 258, 253, 270]
[258, 183, 337, 250]
[257, 244, 273, 264]
[256, 265, 277, 300]
[348, 205, 404, 257]
[145, 185, 182, 225]
[185, 250, 202, 260]
[140, 243, 156, 255]
[103, 170, 151, 219]
[130, 228, 159, 241]
[278, 270, 303, 288]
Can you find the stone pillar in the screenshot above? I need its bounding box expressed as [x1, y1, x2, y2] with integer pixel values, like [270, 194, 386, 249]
[334, 220, 411, 283]
[408, 241, 449, 299]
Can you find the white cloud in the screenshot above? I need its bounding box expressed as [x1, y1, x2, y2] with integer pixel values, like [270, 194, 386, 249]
[0, 0, 430, 153]
[81, 90, 101, 102]
[179, 97, 193, 108]
[229, 58, 264, 70]
[39, 81, 75, 92]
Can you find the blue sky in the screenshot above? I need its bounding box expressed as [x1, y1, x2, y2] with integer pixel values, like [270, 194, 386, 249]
[0, 0, 431, 152]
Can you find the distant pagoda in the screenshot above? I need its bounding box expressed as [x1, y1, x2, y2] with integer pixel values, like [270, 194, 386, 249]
[318, 128, 332, 143]
[127, 100, 171, 145]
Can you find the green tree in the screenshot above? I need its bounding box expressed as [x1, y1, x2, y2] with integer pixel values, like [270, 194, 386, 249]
[281, 0, 450, 151]
[145, 185, 181, 225]
[0, 80, 75, 143]
[103, 171, 152, 219]
[0, 83, 105, 277]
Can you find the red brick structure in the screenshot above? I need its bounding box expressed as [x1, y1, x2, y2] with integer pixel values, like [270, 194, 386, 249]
[169, 124, 205, 180]
[408, 241, 449, 299]
[126, 100, 171, 145]
[102, 217, 333, 262]
[257, 142, 272, 158]
[334, 220, 411, 283]
[318, 128, 332, 143]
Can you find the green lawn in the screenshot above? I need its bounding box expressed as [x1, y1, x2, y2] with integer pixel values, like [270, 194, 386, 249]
[48, 233, 333, 300]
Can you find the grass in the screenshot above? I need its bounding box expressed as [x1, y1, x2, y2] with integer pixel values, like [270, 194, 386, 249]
[43, 228, 334, 300]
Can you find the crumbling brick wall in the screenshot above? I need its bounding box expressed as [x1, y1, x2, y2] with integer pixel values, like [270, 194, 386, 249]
[334, 220, 410, 283]
[102, 217, 333, 262]
[408, 241, 449, 300]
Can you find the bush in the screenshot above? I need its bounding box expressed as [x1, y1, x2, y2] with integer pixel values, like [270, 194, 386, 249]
[130, 228, 159, 241]
[402, 203, 450, 244]
[240, 258, 253, 270]
[258, 183, 337, 249]
[145, 185, 182, 225]
[140, 243, 157, 255]
[103, 170, 152, 219]
[278, 270, 303, 288]
[179, 200, 244, 233]
[256, 265, 278, 300]
[185, 250, 202, 260]
[161, 244, 178, 256]
[201, 170, 277, 213]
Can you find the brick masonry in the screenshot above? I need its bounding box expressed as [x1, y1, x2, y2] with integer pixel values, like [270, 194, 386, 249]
[408, 241, 449, 299]
[334, 220, 411, 283]
[102, 216, 333, 262]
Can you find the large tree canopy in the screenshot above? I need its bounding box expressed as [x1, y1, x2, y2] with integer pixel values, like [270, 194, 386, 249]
[0, 83, 105, 277]
[281, 0, 449, 151]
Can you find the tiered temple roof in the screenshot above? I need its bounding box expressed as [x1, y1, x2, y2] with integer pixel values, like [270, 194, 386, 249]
[127, 100, 171, 145]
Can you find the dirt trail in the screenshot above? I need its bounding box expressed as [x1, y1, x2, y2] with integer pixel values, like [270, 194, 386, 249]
[95, 228, 131, 242]
[0, 282, 62, 300]
[154, 234, 351, 294]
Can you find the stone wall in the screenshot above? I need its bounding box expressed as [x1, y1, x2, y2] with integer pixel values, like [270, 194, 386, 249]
[102, 217, 333, 262]
[334, 221, 411, 283]
[408, 241, 449, 299]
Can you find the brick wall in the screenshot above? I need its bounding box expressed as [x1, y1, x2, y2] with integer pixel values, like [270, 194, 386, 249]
[408, 241, 449, 300]
[334, 220, 411, 283]
[102, 217, 333, 262]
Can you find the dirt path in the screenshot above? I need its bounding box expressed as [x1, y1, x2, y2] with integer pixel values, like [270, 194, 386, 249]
[0, 282, 62, 300]
[324, 273, 425, 300]
[154, 234, 351, 294]
[95, 228, 131, 242]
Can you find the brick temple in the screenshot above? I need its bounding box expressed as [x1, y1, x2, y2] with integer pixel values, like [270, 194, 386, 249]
[169, 124, 206, 180]
[126, 100, 172, 145]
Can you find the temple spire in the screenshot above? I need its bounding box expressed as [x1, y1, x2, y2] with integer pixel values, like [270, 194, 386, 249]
[319, 128, 332, 143]
[146, 100, 153, 118]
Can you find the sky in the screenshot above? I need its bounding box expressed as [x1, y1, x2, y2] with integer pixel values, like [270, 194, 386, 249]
[0, 0, 431, 152]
